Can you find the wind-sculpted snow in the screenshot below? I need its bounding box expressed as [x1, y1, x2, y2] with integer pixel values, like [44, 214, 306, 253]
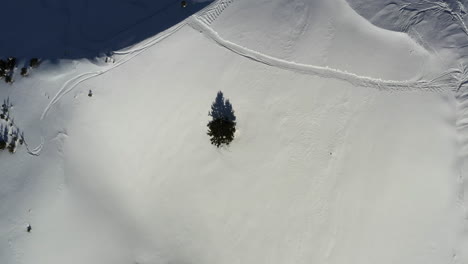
[40, 14, 459, 124]
[189, 17, 456, 92]
[398, 0, 468, 35]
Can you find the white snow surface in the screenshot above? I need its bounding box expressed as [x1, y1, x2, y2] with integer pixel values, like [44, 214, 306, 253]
[1, 0, 468, 263]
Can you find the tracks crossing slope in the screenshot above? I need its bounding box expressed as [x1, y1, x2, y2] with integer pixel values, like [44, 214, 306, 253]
[189, 16, 457, 92]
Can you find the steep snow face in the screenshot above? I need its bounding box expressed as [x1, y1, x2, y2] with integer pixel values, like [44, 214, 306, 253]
[1, 0, 467, 264]
[203, 0, 444, 81]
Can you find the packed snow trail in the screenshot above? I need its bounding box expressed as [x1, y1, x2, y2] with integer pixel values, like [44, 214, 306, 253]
[24, 137, 44, 156]
[188, 16, 456, 92]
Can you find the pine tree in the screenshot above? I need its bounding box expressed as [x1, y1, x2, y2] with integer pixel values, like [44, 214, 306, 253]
[207, 91, 236, 147]
[29, 58, 40, 68]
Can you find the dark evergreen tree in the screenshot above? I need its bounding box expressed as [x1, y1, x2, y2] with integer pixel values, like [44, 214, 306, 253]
[6, 57, 16, 71]
[4, 75, 12, 84]
[0, 125, 5, 150]
[0, 125, 7, 150]
[20, 67, 28, 76]
[207, 91, 236, 147]
[0, 59, 5, 71]
[7, 141, 16, 153]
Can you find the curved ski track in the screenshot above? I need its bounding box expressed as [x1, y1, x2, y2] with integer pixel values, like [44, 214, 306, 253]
[38, 0, 459, 157]
[188, 16, 456, 92]
[24, 137, 44, 156]
[43, 0, 456, 122]
[40, 21, 186, 120]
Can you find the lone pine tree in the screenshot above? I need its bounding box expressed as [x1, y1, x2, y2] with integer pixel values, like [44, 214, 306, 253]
[207, 91, 236, 147]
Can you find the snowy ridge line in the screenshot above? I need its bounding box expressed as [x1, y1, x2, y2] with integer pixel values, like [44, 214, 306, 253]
[196, 0, 235, 25]
[189, 17, 455, 92]
[41, 21, 186, 120]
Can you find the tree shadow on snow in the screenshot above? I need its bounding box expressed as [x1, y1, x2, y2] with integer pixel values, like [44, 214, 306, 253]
[0, 0, 212, 60]
[209, 91, 236, 122]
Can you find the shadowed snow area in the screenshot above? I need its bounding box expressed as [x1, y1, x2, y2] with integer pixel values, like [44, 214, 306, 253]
[0, 0, 468, 263]
[0, 0, 211, 59]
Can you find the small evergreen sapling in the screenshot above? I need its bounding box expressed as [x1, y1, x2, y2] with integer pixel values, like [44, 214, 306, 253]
[207, 91, 236, 147]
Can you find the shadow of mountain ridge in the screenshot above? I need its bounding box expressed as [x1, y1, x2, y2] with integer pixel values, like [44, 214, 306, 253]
[0, 0, 212, 60]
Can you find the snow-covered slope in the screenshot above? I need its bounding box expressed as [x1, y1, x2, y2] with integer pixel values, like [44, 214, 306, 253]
[1, 0, 467, 263]
[202, 0, 444, 80]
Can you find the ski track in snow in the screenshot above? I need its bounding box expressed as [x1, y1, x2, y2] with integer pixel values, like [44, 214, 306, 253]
[42, 0, 461, 124]
[197, 0, 235, 25]
[24, 137, 44, 156]
[36, 0, 462, 161]
[39, 0, 463, 154]
[40, 21, 187, 121]
[189, 16, 457, 92]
